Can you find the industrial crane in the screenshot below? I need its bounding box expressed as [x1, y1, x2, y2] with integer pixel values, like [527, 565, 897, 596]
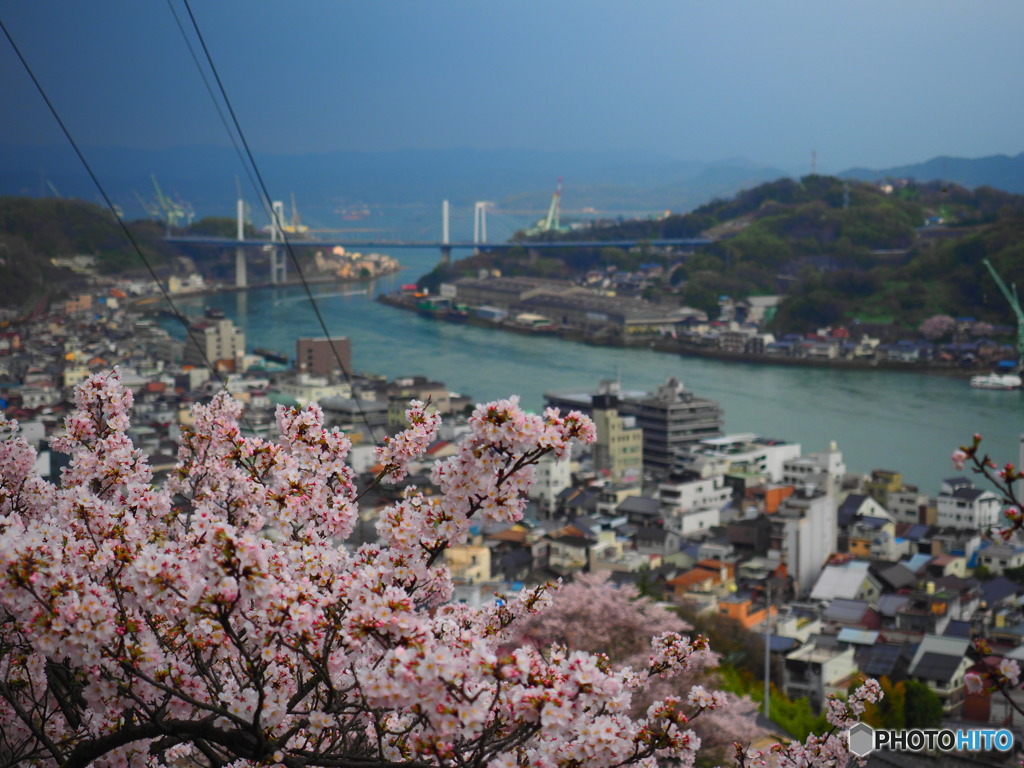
[542, 176, 563, 232]
[151, 175, 187, 232]
[983, 258, 1024, 363]
[281, 192, 309, 235]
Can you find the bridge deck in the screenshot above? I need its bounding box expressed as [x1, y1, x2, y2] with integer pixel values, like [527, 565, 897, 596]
[165, 236, 712, 250]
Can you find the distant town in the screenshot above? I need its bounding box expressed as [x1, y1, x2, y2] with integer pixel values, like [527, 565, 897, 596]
[3, 280, 1024, 736]
[383, 271, 1019, 378]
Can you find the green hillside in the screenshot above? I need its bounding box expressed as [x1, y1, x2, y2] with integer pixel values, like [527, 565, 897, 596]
[506, 176, 1024, 334]
[0, 197, 177, 310]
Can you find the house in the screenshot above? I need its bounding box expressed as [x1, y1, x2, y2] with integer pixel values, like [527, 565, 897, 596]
[665, 559, 736, 601]
[869, 561, 918, 594]
[821, 598, 881, 632]
[616, 495, 663, 526]
[976, 541, 1024, 575]
[837, 493, 890, 529]
[783, 638, 858, 713]
[856, 643, 911, 683]
[847, 516, 898, 560]
[633, 526, 682, 558]
[906, 635, 972, 715]
[716, 592, 777, 630]
[895, 585, 961, 635]
[936, 478, 1002, 530]
[810, 559, 882, 603]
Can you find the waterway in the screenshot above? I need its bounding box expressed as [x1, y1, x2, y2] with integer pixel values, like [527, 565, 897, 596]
[165, 248, 1024, 496]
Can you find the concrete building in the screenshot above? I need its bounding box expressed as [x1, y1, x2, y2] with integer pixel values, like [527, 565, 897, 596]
[183, 318, 245, 369]
[296, 336, 352, 378]
[676, 433, 802, 482]
[658, 475, 733, 515]
[528, 454, 574, 516]
[545, 378, 722, 476]
[619, 378, 723, 476]
[590, 381, 644, 482]
[782, 442, 846, 497]
[769, 488, 838, 597]
[274, 374, 352, 406]
[936, 478, 1002, 530]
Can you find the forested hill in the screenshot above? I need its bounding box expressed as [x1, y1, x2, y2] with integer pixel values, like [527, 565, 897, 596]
[0, 198, 253, 310]
[512, 176, 1024, 332]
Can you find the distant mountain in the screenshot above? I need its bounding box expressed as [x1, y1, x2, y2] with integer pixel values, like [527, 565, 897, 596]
[840, 152, 1024, 194]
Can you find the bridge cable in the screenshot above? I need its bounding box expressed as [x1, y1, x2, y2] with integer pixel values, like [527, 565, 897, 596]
[177, 0, 381, 443]
[0, 16, 259, 436]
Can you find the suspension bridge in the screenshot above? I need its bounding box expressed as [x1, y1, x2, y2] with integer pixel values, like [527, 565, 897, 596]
[164, 198, 712, 288]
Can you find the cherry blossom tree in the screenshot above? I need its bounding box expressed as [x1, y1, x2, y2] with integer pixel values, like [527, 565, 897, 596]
[0, 370, 878, 768]
[918, 314, 956, 341]
[515, 572, 761, 763]
[955, 435, 1024, 707]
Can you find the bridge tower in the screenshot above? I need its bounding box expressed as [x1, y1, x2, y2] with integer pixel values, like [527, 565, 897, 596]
[440, 199, 451, 265]
[473, 201, 490, 252]
[269, 200, 287, 284]
[234, 198, 247, 288]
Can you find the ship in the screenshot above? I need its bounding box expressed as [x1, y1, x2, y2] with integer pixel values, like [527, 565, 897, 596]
[254, 347, 289, 365]
[970, 373, 1022, 390]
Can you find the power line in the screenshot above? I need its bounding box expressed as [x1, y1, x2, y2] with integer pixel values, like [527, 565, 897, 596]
[0, 15, 255, 433]
[175, 0, 381, 442]
[162, 0, 263, 215]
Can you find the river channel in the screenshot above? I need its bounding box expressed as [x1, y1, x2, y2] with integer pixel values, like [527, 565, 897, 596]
[166, 248, 1024, 496]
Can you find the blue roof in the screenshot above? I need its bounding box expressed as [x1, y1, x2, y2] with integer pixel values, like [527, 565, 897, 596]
[769, 635, 800, 653]
[837, 628, 880, 645]
[904, 553, 932, 573]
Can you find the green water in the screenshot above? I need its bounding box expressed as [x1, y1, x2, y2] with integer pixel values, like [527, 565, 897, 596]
[166, 249, 1024, 495]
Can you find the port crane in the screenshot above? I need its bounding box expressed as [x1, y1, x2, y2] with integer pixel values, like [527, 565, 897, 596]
[281, 192, 309, 235]
[983, 258, 1024, 363]
[541, 176, 563, 232]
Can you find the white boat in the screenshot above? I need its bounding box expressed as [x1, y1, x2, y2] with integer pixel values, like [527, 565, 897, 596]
[970, 373, 1023, 390]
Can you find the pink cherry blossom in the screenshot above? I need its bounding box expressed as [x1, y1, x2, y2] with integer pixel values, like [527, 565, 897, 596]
[0, 372, 876, 768]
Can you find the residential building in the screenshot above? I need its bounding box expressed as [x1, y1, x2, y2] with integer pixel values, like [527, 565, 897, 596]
[676, 433, 801, 482]
[936, 478, 1002, 530]
[906, 635, 972, 715]
[545, 378, 722, 476]
[976, 541, 1024, 575]
[658, 474, 733, 515]
[810, 559, 882, 603]
[768, 488, 838, 597]
[781, 442, 846, 497]
[527, 454, 573, 516]
[275, 374, 352, 407]
[783, 640, 858, 713]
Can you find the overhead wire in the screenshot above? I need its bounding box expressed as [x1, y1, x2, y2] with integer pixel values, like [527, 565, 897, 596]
[175, 0, 382, 443]
[0, 15, 260, 435]
[161, 0, 263, 221]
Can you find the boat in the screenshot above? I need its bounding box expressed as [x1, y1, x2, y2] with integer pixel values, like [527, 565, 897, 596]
[970, 373, 1022, 390]
[254, 347, 289, 365]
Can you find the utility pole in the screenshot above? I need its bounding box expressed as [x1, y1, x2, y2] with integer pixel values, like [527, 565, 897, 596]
[764, 580, 771, 719]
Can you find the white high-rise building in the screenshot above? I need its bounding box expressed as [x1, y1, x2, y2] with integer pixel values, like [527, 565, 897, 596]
[183, 318, 245, 369]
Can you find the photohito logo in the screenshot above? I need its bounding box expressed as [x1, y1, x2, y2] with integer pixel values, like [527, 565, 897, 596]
[847, 723, 1014, 757]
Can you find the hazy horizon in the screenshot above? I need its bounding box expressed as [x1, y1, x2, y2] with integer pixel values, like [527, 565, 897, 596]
[2, 1, 1023, 178]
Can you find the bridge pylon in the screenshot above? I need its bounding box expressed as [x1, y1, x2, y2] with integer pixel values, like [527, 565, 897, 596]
[235, 198, 247, 288]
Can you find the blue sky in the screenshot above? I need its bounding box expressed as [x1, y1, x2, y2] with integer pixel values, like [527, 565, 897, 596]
[2, 0, 1023, 173]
